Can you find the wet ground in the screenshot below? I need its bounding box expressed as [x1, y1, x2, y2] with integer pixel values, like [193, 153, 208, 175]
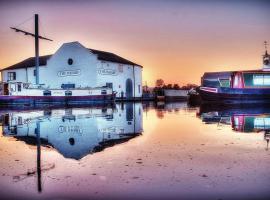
[0, 102, 269, 200]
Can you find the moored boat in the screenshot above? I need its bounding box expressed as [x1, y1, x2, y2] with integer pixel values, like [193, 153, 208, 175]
[0, 82, 115, 105]
[199, 46, 270, 104]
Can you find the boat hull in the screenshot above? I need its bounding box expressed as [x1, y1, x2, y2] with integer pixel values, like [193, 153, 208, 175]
[199, 87, 270, 104]
[0, 94, 115, 106]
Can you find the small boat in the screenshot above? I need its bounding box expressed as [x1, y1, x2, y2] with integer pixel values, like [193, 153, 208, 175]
[0, 82, 115, 105]
[199, 46, 270, 104]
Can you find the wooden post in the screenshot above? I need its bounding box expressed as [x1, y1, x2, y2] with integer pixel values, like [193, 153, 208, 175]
[35, 14, 39, 85]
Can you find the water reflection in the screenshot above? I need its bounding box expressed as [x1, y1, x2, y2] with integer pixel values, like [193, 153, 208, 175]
[0, 103, 143, 192]
[198, 104, 270, 150]
[1, 102, 269, 199]
[1, 103, 143, 159]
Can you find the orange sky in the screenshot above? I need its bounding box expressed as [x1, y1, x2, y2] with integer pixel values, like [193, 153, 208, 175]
[0, 0, 269, 86]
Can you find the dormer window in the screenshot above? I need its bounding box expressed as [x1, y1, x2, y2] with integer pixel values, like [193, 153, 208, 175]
[68, 58, 73, 65]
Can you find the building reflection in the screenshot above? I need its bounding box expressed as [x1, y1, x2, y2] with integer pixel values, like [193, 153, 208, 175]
[197, 104, 270, 150]
[0, 103, 143, 160]
[0, 103, 143, 192]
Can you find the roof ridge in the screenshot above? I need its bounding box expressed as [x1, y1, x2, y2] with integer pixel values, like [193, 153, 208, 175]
[1, 48, 142, 71]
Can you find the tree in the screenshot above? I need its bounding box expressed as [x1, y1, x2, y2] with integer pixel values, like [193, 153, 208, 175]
[167, 84, 172, 89]
[155, 79, 164, 88]
[181, 83, 198, 90]
[173, 84, 180, 90]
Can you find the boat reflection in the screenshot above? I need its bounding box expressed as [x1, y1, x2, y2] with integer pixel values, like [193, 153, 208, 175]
[0, 103, 143, 160]
[198, 104, 270, 150]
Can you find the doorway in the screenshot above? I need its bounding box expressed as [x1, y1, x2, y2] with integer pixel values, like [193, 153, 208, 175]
[125, 78, 133, 98]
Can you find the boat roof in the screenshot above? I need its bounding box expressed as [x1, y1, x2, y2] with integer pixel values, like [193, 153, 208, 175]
[203, 71, 234, 79]
[1, 48, 142, 71]
[203, 69, 270, 78]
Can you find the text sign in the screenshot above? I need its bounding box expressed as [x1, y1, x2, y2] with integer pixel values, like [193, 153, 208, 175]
[58, 69, 81, 77]
[97, 68, 118, 76]
[58, 125, 83, 134]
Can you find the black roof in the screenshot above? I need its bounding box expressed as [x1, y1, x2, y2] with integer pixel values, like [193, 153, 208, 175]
[1, 55, 52, 71]
[88, 48, 142, 67]
[1, 48, 142, 71]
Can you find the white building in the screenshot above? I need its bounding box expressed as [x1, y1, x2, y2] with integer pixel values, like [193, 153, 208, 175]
[1, 41, 143, 98]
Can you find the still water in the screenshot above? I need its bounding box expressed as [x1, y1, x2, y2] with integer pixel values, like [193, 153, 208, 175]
[0, 102, 269, 200]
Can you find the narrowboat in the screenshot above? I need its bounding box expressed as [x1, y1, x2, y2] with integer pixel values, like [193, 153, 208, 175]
[199, 49, 270, 104]
[0, 82, 115, 106]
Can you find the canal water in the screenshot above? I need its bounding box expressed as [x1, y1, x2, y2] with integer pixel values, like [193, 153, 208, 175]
[0, 102, 269, 200]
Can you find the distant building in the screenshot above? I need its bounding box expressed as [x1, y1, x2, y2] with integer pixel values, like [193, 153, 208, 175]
[1, 41, 143, 98]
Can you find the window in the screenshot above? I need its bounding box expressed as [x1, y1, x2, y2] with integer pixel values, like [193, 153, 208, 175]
[264, 75, 270, 85]
[43, 90, 51, 96]
[18, 84, 22, 92]
[68, 58, 73, 65]
[65, 91, 72, 96]
[33, 69, 36, 76]
[18, 117, 23, 125]
[106, 83, 113, 89]
[101, 90, 107, 95]
[61, 84, 75, 89]
[254, 118, 270, 129]
[253, 74, 270, 86]
[8, 72, 16, 81]
[219, 79, 230, 87]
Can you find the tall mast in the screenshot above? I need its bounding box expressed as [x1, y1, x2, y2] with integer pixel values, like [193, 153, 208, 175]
[35, 14, 39, 85]
[10, 14, 53, 85]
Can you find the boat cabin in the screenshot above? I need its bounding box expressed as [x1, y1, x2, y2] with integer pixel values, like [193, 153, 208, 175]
[201, 70, 270, 89]
[201, 49, 270, 89]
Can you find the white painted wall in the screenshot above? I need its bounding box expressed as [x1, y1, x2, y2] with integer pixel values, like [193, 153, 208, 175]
[41, 42, 99, 88]
[96, 61, 142, 98]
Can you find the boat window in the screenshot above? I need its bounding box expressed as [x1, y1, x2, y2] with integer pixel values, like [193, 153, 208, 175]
[219, 79, 230, 87]
[43, 90, 51, 96]
[65, 91, 72, 96]
[243, 73, 270, 87]
[202, 79, 220, 87]
[17, 84, 22, 92]
[253, 74, 270, 86]
[254, 118, 270, 129]
[101, 90, 107, 95]
[18, 117, 23, 125]
[8, 72, 16, 81]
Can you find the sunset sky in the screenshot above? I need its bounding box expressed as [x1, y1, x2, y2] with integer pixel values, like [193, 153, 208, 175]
[0, 0, 269, 86]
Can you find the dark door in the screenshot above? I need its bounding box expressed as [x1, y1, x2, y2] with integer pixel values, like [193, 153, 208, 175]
[4, 84, 9, 95]
[126, 78, 133, 98]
